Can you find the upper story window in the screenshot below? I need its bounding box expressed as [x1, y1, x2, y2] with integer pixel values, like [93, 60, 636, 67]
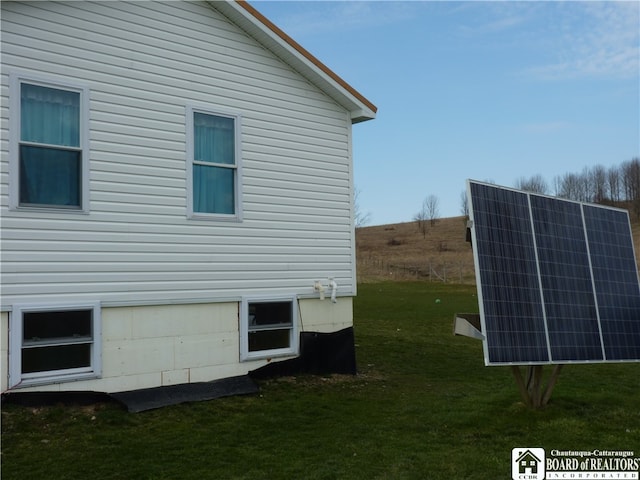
[10, 75, 90, 212]
[187, 106, 242, 220]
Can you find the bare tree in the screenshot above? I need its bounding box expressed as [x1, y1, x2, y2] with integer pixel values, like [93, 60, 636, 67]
[607, 165, 621, 203]
[460, 189, 469, 218]
[413, 200, 428, 238]
[425, 194, 440, 226]
[515, 174, 548, 194]
[552, 175, 562, 196]
[621, 158, 640, 217]
[354, 187, 371, 228]
[589, 165, 608, 203]
[413, 195, 439, 237]
[622, 158, 640, 204]
[557, 172, 586, 201]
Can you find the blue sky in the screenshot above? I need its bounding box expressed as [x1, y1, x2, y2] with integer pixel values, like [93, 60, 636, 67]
[253, 1, 640, 225]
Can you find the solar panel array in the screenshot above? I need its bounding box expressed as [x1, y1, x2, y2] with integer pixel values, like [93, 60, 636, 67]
[468, 180, 640, 365]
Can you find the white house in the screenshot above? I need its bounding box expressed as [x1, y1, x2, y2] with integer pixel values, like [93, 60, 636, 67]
[0, 0, 376, 395]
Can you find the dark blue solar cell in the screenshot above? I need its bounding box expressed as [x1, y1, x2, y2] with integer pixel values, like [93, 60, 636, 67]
[470, 182, 549, 364]
[530, 196, 603, 361]
[584, 205, 640, 360]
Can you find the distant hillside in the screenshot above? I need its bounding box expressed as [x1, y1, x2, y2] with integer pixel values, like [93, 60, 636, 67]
[356, 216, 474, 283]
[356, 214, 640, 284]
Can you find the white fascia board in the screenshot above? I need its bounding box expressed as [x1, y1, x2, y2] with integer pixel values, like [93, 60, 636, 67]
[212, 1, 376, 123]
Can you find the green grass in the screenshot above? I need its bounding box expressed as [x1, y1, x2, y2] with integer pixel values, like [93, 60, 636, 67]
[2, 282, 639, 479]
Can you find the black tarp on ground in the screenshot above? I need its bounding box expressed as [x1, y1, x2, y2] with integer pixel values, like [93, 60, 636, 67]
[110, 375, 260, 413]
[2, 375, 259, 413]
[250, 327, 357, 379]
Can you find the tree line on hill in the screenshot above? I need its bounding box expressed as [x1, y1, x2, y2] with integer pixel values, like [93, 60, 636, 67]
[518, 157, 640, 203]
[356, 157, 640, 229]
[460, 157, 640, 218]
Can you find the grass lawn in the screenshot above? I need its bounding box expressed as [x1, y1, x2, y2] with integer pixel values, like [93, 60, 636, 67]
[2, 282, 639, 479]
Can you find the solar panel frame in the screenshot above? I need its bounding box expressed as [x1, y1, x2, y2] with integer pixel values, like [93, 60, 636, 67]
[467, 180, 640, 366]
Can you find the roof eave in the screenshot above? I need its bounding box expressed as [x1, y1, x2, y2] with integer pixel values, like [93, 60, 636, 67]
[212, 0, 377, 124]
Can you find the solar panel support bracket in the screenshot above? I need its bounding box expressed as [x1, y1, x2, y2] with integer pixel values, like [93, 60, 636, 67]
[453, 313, 484, 341]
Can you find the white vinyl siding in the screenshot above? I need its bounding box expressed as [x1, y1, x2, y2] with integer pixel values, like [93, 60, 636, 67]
[0, 1, 356, 308]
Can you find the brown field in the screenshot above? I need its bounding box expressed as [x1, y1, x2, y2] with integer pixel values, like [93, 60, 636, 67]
[356, 214, 640, 284]
[356, 216, 475, 283]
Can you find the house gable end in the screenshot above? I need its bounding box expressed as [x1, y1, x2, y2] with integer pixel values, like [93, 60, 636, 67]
[211, 0, 377, 124]
[1, 0, 365, 308]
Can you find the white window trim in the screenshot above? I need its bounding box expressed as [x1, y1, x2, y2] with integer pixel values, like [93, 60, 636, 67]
[9, 73, 91, 213]
[186, 104, 243, 222]
[240, 295, 299, 362]
[9, 302, 102, 388]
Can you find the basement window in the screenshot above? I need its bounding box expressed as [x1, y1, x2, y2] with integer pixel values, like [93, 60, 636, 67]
[240, 297, 299, 361]
[10, 303, 101, 387]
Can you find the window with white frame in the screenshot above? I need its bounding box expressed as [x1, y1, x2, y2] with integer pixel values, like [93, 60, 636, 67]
[240, 297, 299, 361]
[10, 75, 89, 211]
[187, 106, 242, 220]
[10, 303, 101, 387]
